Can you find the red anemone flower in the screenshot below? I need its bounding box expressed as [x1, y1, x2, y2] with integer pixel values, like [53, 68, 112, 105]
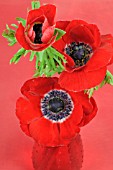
[16, 77, 97, 147]
[53, 20, 113, 91]
[16, 4, 56, 51]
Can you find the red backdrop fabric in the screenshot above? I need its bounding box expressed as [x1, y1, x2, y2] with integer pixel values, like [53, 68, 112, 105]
[0, 0, 113, 170]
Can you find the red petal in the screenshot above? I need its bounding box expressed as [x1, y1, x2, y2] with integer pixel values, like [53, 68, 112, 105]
[21, 77, 58, 99]
[40, 4, 56, 25]
[66, 91, 84, 123]
[59, 67, 107, 91]
[56, 21, 70, 30]
[25, 33, 56, 51]
[74, 91, 98, 120]
[24, 32, 48, 49]
[16, 97, 42, 124]
[27, 8, 44, 25]
[69, 25, 94, 45]
[88, 24, 101, 49]
[42, 18, 49, 33]
[101, 34, 113, 46]
[20, 123, 31, 137]
[63, 20, 100, 49]
[63, 20, 88, 43]
[53, 39, 76, 72]
[52, 38, 66, 52]
[65, 20, 88, 34]
[64, 54, 75, 72]
[41, 25, 55, 43]
[60, 120, 80, 142]
[75, 92, 93, 114]
[15, 23, 31, 50]
[101, 34, 113, 65]
[67, 104, 83, 126]
[85, 42, 113, 72]
[79, 96, 98, 126]
[51, 80, 62, 90]
[59, 99, 83, 141]
[29, 118, 60, 146]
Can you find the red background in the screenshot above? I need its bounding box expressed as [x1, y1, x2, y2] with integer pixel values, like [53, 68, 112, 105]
[0, 0, 113, 169]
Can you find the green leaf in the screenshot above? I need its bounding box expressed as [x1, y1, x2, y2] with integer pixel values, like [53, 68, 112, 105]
[35, 50, 46, 76]
[38, 50, 45, 63]
[34, 71, 40, 77]
[57, 65, 64, 73]
[44, 65, 50, 76]
[34, 47, 66, 77]
[34, 50, 58, 77]
[2, 26, 15, 37]
[4, 36, 16, 43]
[85, 84, 98, 98]
[53, 55, 64, 70]
[48, 47, 66, 63]
[30, 51, 36, 61]
[11, 24, 18, 28]
[16, 17, 26, 26]
[44, 52, 51, 68]
[10, 48, 26, 64]
[2, 24, 17, 46]
[31, 0, 40, 9]
[45, 70, 56, 77]
[54, 28, 66, 41]
[2, 33, 13, 39]
[99, 79, 106, 88]
[35, 52, 40, 69]
[8, 39, 17, 46]
[88, 88, 95, 98]
[24, 50, 30, 56]
[109, 79, 113, 85]
[6, 24, 10, 30]
[105, 70, 113, 85]
[85, 70, 113, 98]
[94, 86, 99, 90]
[39, 51, 46, 76]
[5, 24, 15, 33]
[46, 48, 56, 70]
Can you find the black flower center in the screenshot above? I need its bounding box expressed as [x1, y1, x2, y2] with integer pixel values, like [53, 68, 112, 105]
[33, 23, 43, 44]
[41, 90, 74, 123]
[49, 98, 65, 113]
[65, 42, 93, 67]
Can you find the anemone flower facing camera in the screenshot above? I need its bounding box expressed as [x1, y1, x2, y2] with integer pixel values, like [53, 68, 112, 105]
[16, 77, 97, 147]
[53, 20, 113, 91]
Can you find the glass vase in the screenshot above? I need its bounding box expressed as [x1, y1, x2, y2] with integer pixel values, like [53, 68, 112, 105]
[32, 134, 83, 170]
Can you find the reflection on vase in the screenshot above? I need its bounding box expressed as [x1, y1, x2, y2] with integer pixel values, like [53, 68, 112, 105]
[32, 134, 83, 170]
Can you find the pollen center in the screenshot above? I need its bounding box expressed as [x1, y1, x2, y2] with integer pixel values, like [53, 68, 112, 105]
[65, 42, 93, 67]
[33, 23, 43, 44]
[41, 90, 74, 123]
[49, 98, 65, 113]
